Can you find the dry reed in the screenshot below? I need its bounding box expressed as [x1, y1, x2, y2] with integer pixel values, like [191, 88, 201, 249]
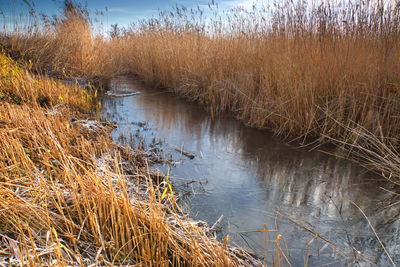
[3, 0, 399, 182]
[118, 0, 400, 183]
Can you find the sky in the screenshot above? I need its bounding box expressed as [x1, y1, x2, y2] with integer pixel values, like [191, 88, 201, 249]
[0, 0, 262, 31]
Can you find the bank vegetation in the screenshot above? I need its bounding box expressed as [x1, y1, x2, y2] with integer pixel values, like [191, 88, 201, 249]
[1, 0, 400, 264]
[2, 0, 400, 184]
[0, 47, 259, 266]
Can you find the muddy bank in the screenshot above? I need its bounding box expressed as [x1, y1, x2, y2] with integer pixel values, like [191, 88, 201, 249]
[101, 76, 400, 266]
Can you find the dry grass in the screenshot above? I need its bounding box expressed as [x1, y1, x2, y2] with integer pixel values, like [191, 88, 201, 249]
[119, 1, 400, 139]
[4, 0, 399, 182]
[0, 52, 93, 109]
[1, 0, 400, 264]
[1, 1, 115, 77]
[0, 52, 260, 266]
[115, 0, 400, 183]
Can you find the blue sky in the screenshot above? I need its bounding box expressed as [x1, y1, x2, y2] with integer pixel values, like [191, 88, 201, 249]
[0, 0, 261, 31]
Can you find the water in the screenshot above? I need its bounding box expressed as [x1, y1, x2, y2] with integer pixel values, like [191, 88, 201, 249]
[101, 76, 400, 266]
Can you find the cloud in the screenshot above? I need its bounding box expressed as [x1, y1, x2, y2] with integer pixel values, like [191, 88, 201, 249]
[107, 8, 157, 15]
[220, 0, 260, 10]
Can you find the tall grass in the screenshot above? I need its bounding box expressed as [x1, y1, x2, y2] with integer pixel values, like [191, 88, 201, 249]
[125, 1, 400, 181]
[121, 0, 400, 183]
[122, 1, 400, 137]
[1, 0, 115, 77]
[2, 0, 400, 183]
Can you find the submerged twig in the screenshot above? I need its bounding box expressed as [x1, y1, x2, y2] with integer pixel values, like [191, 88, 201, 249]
[172, 145, 196, 159]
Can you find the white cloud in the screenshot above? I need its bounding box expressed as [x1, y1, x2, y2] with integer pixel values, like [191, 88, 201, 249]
[220, 0, 261, 10]
[107, 8, 157, 15]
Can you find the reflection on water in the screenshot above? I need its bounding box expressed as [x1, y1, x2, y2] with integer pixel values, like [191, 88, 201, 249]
[101, 76, 400, 266]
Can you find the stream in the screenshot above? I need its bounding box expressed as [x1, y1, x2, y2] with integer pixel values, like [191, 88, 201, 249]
[101, 76, 400, 266]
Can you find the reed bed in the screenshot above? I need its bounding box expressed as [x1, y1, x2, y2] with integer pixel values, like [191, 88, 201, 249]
[119, 0, 400, 182]
[3, 0, 400, 182]
[0, 52, 260, 266]
[125, 0, 400, 183]
[1, 1, 115, 77]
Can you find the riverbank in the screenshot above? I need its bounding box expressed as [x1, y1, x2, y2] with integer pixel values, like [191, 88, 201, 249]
[0, 53, 261, 266]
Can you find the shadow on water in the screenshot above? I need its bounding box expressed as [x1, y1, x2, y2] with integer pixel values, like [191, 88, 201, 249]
[101, 76, 400, 266]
